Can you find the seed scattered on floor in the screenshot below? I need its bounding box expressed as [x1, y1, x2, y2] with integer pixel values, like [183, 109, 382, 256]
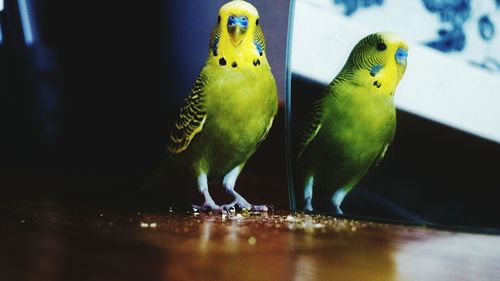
[248, 236, 257, 245]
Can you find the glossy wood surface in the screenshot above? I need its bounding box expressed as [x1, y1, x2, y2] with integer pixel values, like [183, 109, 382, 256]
[1, 202, 499, 281]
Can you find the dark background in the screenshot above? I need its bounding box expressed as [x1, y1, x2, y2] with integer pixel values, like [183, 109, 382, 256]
[0, 0, 290, 208]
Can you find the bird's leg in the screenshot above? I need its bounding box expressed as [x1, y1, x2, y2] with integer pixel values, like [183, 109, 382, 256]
[331, 186, 350, 215]
[304, 176, 314, 212]
[192, 172, 222, 212]
[222, 165, 268, 212]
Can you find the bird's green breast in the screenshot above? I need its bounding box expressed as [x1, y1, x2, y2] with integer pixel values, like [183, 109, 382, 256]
[188, 64, 278, 176]
[307, 82, 396, 189]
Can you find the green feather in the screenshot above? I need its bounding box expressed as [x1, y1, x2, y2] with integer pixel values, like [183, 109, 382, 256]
[168, 74, 208, 154]
[168, 62, 277, 178]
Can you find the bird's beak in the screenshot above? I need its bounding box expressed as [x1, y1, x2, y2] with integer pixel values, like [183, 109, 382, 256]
[395, 47, 408, 65]
[227, 16, 248, 47]
[228, 24, 247, 46]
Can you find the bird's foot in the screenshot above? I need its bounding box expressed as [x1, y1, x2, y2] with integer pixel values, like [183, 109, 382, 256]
[192, 201, 222, 213]
[221, 201, 237, 214]
[335, 205, 344, 215]
[221, 199, 268, 212]
[304, 203, 314, 212]
[251, 204, 269, 212]
[304, 198, 314, 212]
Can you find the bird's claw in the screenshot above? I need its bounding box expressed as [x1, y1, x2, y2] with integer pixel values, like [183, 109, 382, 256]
[221, 200, 268, 213]
[221, 202, 237, 214]
[304, 201, 314, 212]
[251, 204, 269, 212]
[192, 202, 222, 213]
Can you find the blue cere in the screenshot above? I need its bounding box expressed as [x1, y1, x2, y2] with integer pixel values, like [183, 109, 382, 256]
[478, 15, 495, 41]
[227, 15, 248, 28]
[422, 0, 471, 23]
[333, 0, 384, 16]
[395, 48, 408, 65]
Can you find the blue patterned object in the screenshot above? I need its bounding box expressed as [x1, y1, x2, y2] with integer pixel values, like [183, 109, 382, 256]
[422, 0, 471, 52]
[333, 0, 384, 16]
[329, 0, 499, 73]
[479, 15, 495, 41]
[426, 27, 466, 52]
[422, 0, 471, 22]
[471, 57, 500, 71]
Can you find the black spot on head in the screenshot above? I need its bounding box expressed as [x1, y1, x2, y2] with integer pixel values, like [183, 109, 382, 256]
[373, 81, 381, 88]
[219, 57, 226, 66]
[256, 18, 259, 26]
[232, 62, 238, 68]
[376, 42, 387, 51]
[213, 50, 217, 57]
[259, 51, 263, 56]
[218, 16, 221, 23]
[253, 59, 261, 66]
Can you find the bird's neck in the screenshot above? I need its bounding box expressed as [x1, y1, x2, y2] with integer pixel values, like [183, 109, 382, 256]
[337, 66, 402, 98]
[206, 37, 269, 70]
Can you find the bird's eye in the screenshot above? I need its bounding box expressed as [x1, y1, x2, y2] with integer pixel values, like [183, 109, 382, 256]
[376, 42, 387, 51]
[218, 16, 221, 23]
[256, 18, 259, 25]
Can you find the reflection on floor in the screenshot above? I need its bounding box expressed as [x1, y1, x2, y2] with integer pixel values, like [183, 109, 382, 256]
[1, 201, 499, 281]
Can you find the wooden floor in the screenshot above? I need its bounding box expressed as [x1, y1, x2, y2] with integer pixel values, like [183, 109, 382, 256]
[1, 201, 500, 281]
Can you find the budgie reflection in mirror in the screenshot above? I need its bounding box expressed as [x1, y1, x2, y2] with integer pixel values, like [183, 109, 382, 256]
[295, 32, 408, 214]
[167, 1, 278, 212]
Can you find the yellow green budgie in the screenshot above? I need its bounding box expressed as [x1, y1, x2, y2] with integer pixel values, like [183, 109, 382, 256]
[167, 0, 277, 212]
[294, 32, 408, 214]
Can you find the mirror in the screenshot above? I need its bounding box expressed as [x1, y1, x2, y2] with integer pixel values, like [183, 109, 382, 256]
[287, 0, 500, 231]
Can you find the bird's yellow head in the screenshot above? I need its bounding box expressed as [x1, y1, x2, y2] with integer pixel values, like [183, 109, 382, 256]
[343, 32, 409, 97]
[219, 0, 259, 47]
[208, 1, 268, 68]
